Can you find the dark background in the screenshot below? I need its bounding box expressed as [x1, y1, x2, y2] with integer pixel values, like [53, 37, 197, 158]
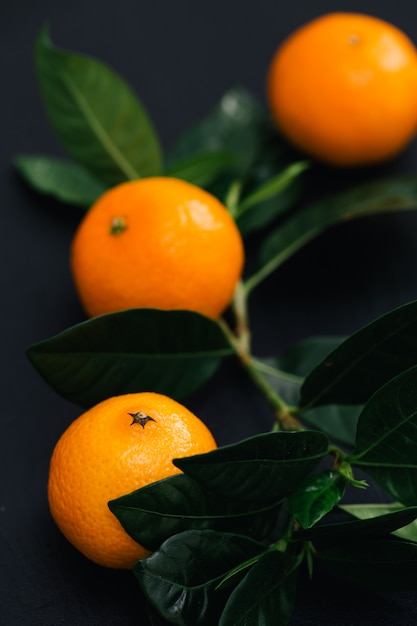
[3, 1, 417, 624]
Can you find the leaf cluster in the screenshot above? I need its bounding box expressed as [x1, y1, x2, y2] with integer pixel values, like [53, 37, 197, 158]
[21, 28, 417, 625]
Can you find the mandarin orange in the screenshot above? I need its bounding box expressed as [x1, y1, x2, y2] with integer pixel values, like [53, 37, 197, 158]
[267, 13, 417, 166]
[47, 392, 217, 569]
[70, 176, 244, 319]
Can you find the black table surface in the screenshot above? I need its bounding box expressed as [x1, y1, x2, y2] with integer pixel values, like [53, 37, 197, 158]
[4, 1, 417, 624]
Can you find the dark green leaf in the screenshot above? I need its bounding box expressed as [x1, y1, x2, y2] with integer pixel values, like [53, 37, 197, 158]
[26, 309, 234, 408]
[174, 431, 329, 504]
[348, 365, 417, 505]
[276, 336, 346, 378]
[299, 300, 417, 410]
[317, 539, 417, 590]
[247, 176, 417, 293]
[235, 160, 309, 236]
[14, 154, 107, 207]
[35, 27, 162, 186]
[288, 470, 346, 529]
[250, 336, 346, 410]
[109, 473, 280, 550]
[220, 550, 300, 626]
[301, 404, 361, 447]
[296, 505, 417, 543]
[165, 150, 236, 188]
[134, 529, 267, 626]
[145, 602, 172, 626]
[339, 503, 417, 543]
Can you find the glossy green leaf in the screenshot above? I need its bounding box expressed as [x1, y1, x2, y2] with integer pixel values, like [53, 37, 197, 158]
[165, 150, 236, 187]
[220, 550, 300, 626]
[35, 27, 162, 186]
[109, 473, 280, 550]
[247, 176, 417, 293]
[14, 154, 107, 207]
[288, 470, 346, 529]
[317, 539, 417, 590]
[26, 309, 234, 408]
[348, 365, 417, 505]
[296, 505, 417, 543]
[174, 430, 329, 504]
[134, 530, 267, 626]
[339, 503, 417, 543]
[299, 300, 417, 410]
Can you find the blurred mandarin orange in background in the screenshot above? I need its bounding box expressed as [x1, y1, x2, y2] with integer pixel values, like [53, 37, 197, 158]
[267, 12, 417, 167]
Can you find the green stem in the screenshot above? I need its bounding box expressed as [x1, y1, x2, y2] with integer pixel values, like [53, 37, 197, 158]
[222, 284, 303, 432]
[329, 446, 369, 489]
[231, 280, 251, 353]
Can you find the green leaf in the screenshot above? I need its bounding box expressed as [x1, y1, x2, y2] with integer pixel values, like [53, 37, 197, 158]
[35, 27, 162, 186]
[109, 473, 280, 550]
[219, 550, 300, 626]
[276, 336, 346, 378]
[174, 430, 329, 504]
[235, 160, 309, 236]
[301, 404, 361, 447]
[134, 529, 267, 626]
[145, 603, 172, 626]
[14, 154, 107, 207]
[26, 309, 234, 408]
[288, 470, 346, 529]
[165, 150, 236, 188]
[348, 365, 417, 505]
[250, 336, 346, 412]
[316, 539, 417, 590]
[247, 176, 417, 293]
[296, 505, 417, 543]
[339, 503, 417, 543]
[299, 300, 417, 410]
[166, 88, 268, 174]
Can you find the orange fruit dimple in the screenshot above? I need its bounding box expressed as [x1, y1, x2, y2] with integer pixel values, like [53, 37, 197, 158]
[47, 392, 217, 569]
[70, 177, 245, 319]
[267, 12, 417, 166]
